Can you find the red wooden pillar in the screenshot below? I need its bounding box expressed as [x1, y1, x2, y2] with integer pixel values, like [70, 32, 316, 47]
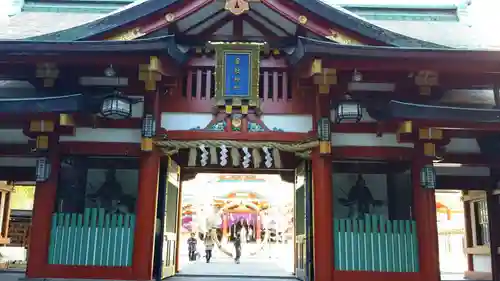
[312, 149, 334, 281]
[412, 156, 440, 281]
[463, 199, 474, 273]
[132, 150, 160, 280]
[256, 213, 261, 241]
[26, 138, 60, 278]
[222, 213, 228, 238]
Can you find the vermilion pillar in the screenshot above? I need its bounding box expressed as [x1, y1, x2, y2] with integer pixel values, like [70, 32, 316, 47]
[312, 149, 334, 281]
[26, 138, 59, 278]
[256, 214, 261, 241]
[132, 151, 160, 280]
[412, 156, 439, 281]
[222, 213, 228, 238]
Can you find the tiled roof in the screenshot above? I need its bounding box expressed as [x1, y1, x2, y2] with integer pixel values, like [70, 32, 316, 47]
[0, 12, 101, 39]
[0, 0, 495, 50]
[371, 20, 500, 49]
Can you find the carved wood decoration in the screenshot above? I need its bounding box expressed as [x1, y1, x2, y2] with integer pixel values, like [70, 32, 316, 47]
[225, 0, 250, 16]
[213, 42, 261, 113]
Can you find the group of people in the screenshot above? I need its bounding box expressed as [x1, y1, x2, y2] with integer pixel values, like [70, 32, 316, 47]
[187, 232, 216, 263]
[187, 219, 246, 264]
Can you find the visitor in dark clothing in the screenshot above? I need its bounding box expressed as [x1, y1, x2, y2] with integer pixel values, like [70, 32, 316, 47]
[234, 231, 242, 264]
[187, 233, 197, 261]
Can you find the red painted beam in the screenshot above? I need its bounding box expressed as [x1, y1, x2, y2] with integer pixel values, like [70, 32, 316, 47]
[261, 0, 374, 45]
[162, 130, 314, 142]
[187, 56, 289, 69]
[101, 0, 215, 40]
[59, 142, 141, 156]
[318, 58, 500, 73]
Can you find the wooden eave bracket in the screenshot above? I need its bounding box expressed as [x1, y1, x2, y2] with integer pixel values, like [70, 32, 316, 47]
[139, 56, 163, 91]
[310, 59, 337, 94]
[36, 63, 59, 87]
[414, 70, 439, 96]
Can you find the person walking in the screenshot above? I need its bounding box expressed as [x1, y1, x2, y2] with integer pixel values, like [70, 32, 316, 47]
[204, 232, 215, 263]
[233, 230, 242, 264]
[187, 233, 197, 262]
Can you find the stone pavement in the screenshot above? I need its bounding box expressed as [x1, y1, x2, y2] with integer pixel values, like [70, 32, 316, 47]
[0, 273, 23, 281]
[178, 258, 293, 277]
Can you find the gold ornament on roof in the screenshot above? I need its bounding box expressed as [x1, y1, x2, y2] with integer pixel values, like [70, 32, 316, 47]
[298, 15, 308, 25]
[225, 0, 250, 15]
[326, 29, 361, 45]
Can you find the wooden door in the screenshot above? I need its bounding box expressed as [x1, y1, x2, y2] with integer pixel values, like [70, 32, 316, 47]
[162, 157, 181, 278]
[295, 161, 313, 281]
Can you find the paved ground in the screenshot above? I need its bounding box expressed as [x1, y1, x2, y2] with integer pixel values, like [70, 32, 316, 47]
[178, 242, 294, 278]
[179, 258, 293, 277]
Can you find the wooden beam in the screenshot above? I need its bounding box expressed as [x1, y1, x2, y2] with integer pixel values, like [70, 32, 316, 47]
[261, 0, 369, 45]
[187, 56, 288, 68]
[103, 0, 215, 40]
[318, 58, 500, 73]
[247, 10, 294, 37]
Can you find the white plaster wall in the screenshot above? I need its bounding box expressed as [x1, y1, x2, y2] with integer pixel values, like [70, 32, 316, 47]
[59, 128, 141, 143]
[473, 255, 492, 272]
[0, 129, 30, 143]
[331, 133, 413, 147]
[434, 166, 490, 176]
[0, 247, 26, 262]
[130, 95, 144, 118]
[0, 157, 35, 167]
[260, 115, 313, 132]
[445, 138, 481, 154]
[161, 112, 213, 130]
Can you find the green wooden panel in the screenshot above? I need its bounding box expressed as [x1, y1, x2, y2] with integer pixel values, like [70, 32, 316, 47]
[334, 219, 340, 269]
[379, 216, 387, 272]
[371, 215, 379, 271]
[386, 220, 394, 272]
[338, 219, 346, 270]
[358, 220, 366, 271]
[48, 214, 57, 264]
[352, 219, 359, 270]
[411, 221, 419, 272]
[95, 208, 105, 266]
[110, 214, 118, 266]
[333, 215, 418, 272]
[68, 213, 77, 265]
[364, 215, 372, 271]
[75, 214, 83, 265]
[47, 208, 136, 267]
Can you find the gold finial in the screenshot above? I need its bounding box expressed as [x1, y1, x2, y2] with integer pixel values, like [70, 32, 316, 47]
[225, 0, 250, 15]
[298, 15, 308, 25]
[165, 13, 175, 22]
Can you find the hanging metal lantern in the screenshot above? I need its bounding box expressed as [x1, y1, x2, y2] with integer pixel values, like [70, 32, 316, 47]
[332, 96, 362, 124]
[141, 114, 156, 138]
[420, 165, 437, 189]
[36, 157, 51, 183]
[100, 91, 133, 120]
[317, 117, 331, 141]
[317, 117, 332, 155]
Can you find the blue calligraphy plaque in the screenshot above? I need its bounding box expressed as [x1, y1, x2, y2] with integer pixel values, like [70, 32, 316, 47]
[224, 53, 251, 97]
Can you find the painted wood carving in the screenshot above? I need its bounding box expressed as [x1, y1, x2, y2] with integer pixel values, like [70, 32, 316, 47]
[213, 42, 261, 111]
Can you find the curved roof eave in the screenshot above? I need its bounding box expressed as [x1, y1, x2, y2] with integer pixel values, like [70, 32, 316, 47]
[27, 0, 447, 49]
[27, 0, 179, 41]
[293, 0, 448, 48]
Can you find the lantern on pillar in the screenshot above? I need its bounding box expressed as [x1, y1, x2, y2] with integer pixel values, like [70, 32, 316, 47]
[332, 95, 362, 123]
[100, 91, 133, 120]
[36, 157, 51, 183]
[141, 114, 155, 152]
[317, 117, 331, 155]
[420, 165, 436, 189]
